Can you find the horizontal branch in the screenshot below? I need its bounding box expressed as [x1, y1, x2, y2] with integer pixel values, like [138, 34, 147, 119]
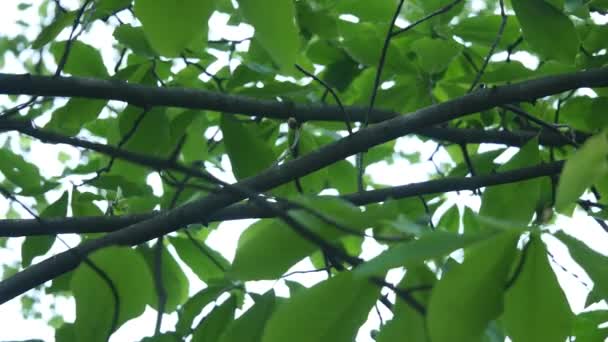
[0, 161, 564, 237]
[1, 67, 607, 304]
[416, 126, 588, 147]
[0, 73, 395, 123]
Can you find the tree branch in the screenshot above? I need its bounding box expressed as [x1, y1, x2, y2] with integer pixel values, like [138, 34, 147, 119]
[0, 67, 606, 303]
[0, 161, 563, 237]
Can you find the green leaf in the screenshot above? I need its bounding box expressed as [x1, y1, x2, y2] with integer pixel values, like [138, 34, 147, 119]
[138, 244, 189, 313]
[503, 237, 573, 342]
[21, 191, 68, 267]
[220, 115, 277, 180]
[479, 138, 540, 228]
[451, 15, 520, 50]
[169, 236, 228, 283]
[32, 11, 77, 49]
[50, 41, 109, 77]
[411, 37, 462, 74]
[176, 285, 227, 337]
[230, 197, 364, 280]
[134, 0, 216, 57]
[356, 231, 496, 276]
[0, 148, 48, 195]
[376, 266, 436, 342]
[71, 189, 104, 216]
[427, 231, 520, 342]
[437, 204, 460, 232]
[192, 296, 236, 342]
[237, 0, 299, 72]
[96, 0, 132, 16]
[113, 24, 157, 57]
[71, 247, 155, 342]
[45, 98, 107, 136]
[119, 107, 171, 157]
[556, 131, 608, 211]
[572, 310, 608, 341]
[262, 272, 379, 342]
[218, 291, 276, 342]
[512, 0, 579, 63]
[556, 231, 608, 302]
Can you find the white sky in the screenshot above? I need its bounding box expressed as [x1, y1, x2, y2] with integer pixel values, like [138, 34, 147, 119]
[0, 1, 606, 341]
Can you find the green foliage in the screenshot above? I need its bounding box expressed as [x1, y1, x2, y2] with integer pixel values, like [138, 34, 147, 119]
[503, 236, 573, 342]
[134, 0, 216, 57]
[71, 247, 155, 342]
[556, 131, 608, 211]
[512, 0, 580, 63]
[1, 0, 607, 341]
[428, 231, 519, 342]
[262, 272, 378, 342]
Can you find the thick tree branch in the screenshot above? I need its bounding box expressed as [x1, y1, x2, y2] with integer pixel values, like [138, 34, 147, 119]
[0, 73, 395, 123]
[0, 161, 564, 237]
[1, 68, 607, 303]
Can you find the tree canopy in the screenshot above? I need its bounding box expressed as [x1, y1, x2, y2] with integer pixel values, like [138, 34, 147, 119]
[0, 0, 608, 341]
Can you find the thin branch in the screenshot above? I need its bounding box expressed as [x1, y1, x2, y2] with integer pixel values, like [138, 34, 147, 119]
[365, 0, 405, 127]
[468, 0, 506, 92]
[295, 64, 351, 134]
[153, 238, 166, 335]
[390, 0, 463, 38]
[501, 104, 579, 146]
[1, 67, 607, 303]
[54, 0, 93, 76]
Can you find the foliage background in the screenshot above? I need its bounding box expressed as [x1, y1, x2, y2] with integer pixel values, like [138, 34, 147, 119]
[0, 0, 607, 341]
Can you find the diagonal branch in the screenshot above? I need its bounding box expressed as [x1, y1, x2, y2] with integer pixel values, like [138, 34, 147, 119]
[0, 67, 607, 303]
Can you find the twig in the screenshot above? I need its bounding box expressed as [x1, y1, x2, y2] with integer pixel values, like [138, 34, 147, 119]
[54, 0, 93, 76]
[390, 0, 463, 38]
[468, 0, 506, 92]
[295, 64, 352, 134]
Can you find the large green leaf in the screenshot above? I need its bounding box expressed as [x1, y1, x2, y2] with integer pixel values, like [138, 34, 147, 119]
[236, 0, 299, 72]
[220, 115, 277, 180]
[50, 41, 109, 77]
[262, 272, 379, 342]
[503, 236, 573, 342]
[556, 231, 608, 303]
[134, 0, 216, 57]
[427, 231, 520, 342]
[479, 138, 540, 228]
[556, 131, 608, 211]
[71, 247, 155, 342]
[512, 0, 579, 63]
